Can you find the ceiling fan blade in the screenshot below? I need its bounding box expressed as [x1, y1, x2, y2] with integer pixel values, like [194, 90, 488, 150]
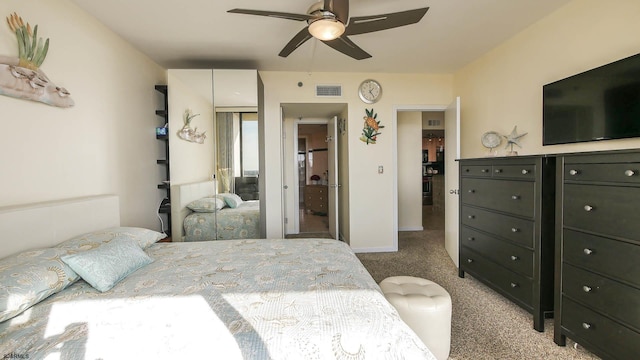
[323, 0, 349, 24]
[323, 36, 371, 60]
[345, 7, 429, 36]
[228, 9, 313, 22]
[279, 28, 313, 57]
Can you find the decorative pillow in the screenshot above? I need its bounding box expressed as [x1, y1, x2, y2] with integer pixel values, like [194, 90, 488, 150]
[187, 197, 226, 212]
[55, 227, 166, 252]
[61, 237, 153, 292]
[216, 193, 243, 208]
[0, 247, 80, 323]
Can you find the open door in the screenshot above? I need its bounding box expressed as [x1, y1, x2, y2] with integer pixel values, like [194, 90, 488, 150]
[328, 116, 339, 239]
[444, 97, 460, 267]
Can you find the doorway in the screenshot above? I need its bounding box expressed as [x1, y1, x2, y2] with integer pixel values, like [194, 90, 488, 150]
[297, 123, 330, 235]
[393, 105, 448, 250]
[280, 102, 347, 241]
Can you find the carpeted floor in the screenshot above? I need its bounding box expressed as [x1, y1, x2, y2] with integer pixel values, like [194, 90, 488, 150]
[356, 206, 600, 360]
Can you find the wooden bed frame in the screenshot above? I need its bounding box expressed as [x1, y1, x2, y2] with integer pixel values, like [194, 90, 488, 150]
[170, 180, 216, 242]
[0, 195, 120, 259]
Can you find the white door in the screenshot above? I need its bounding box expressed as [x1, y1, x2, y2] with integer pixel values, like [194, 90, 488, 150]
[444, 97, 460, 267]
[327, 116, 339, 239]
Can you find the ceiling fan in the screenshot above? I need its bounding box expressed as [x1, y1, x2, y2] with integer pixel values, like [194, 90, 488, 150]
[228, 0, 429, 60]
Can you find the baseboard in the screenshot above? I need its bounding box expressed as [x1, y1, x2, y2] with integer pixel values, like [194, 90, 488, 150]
[398, 226, 424, 232]
[352, 246, 398, 254]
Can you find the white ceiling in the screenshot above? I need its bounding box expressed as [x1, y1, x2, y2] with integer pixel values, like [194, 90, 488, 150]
[70, 0, 571, 74]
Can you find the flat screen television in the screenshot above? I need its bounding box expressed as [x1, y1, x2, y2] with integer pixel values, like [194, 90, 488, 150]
[543, 52, 640, 145]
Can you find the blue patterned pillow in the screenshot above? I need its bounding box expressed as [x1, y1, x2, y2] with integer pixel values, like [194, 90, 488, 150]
[187, 197, 226, 212]
[0, 247, 80, 322]
[61, 237, 153, 292]
[56, 227, 166, 252]
[216, 193, 243, 208]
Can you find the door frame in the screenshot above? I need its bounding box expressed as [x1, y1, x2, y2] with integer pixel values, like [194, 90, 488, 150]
[392, 104, 448, 251]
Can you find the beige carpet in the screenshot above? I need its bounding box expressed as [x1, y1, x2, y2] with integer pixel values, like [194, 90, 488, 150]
[356, 207, 600, 360]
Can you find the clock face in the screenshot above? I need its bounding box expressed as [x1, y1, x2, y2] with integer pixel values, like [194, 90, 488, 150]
[359, 80, 382, 104]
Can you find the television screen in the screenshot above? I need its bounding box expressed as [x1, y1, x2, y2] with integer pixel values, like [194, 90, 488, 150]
[543, 53, 640, 145]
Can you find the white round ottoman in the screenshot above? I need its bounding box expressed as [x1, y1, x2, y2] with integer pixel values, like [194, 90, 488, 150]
[380, 276, 451, 360]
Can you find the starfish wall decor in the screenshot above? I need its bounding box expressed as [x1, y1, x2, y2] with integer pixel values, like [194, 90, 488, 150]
[503, 126, 527, 156]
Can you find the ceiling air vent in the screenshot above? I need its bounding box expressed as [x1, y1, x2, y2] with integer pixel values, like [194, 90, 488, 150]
[316, 84, 342, 97]
[427, 119, 441, 127]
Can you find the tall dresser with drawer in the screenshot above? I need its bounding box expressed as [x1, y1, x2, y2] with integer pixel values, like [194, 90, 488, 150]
[554, 150, 640, 359]
[458, 156, 556, 331]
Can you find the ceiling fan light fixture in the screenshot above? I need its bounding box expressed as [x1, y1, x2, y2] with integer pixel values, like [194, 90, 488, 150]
[308, 18, 345, 41]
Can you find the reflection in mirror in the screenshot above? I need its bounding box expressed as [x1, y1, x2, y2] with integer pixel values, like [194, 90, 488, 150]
[169, 69, 263, 242]
[212, 69, 262, 240]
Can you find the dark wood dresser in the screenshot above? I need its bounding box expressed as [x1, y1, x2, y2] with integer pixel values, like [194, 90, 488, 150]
[305, 185, 328, 215]
[458, 156, 556, 331]
[554, 150, 640, 359]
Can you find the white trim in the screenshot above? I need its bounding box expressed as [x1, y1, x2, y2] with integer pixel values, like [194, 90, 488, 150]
[398, 226, 424, 232]
[392, 104, 448, 253]
[352, 246, 398, 254]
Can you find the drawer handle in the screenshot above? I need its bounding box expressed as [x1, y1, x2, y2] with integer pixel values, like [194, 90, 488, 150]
[583, 205, 593, 212]
[494, 169, 502, 173]
[510, 282, 519, 288]
[468, 215, 475, 220]
[521, 169, 529, 175]
[467, 259, 474, 263]
[481, 169, 489, 173]
[468, 189, 476, 193]
[511, 228, 519, 233]
[465, 168, 470, 172]
[583, 285, 592, 293]
[467, 237, 475, 241]
[582, 322, 592, 330]
[511, 195, 520, 200]
[569, 169, 580, 176]
[625, 169, 635, 177]
[510, 255, 519, 261]
[583, 248, 593, 255]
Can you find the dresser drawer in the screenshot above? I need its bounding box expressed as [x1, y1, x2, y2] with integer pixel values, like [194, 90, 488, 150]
[460, 165, 492, 177]
[461, 247, 533, 307]
[562, 263, 640, 329]
[564, 162, 640, 184]
[563, 183, 640, 240]
[563, 229, 640, 288]
[461, 206, 534, 248]
[461, 178, 535, 218]
[562, 297, 640, 360]
[491, 164, 536, 180]
[461, 226, 533, 277]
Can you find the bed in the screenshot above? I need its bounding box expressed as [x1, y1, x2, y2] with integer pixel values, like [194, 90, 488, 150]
[171, 180, 260, 242]
[0, 195, 435, 359]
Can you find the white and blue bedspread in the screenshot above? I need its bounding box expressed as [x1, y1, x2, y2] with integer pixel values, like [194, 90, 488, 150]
[0, 239, 435, 359]
[184, 200, 260, 241]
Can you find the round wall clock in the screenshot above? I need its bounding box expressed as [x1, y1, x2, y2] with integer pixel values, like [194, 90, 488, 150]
[358, 79, 382, 104]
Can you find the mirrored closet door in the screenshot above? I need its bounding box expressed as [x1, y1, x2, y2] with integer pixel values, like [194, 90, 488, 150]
[169, 69, 263, 242]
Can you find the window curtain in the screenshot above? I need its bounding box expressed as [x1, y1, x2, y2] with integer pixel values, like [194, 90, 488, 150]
[216, 112, 235, 194]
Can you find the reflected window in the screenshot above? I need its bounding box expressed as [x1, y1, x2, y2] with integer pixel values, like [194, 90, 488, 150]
[240, 113, 259, 177]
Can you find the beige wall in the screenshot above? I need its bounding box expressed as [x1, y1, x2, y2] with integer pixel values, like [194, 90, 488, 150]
[455, 0, 640, 158]
[0, 1, 165, 231]
[259, 72, 453, 252]
[397, 111, 423, 231]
